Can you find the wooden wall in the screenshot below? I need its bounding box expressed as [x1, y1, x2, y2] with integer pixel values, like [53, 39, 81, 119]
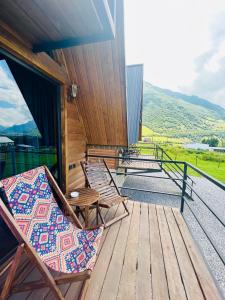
[0, 0, 127, 192]
[66, 101, 86, 191]
[0, 26, 87, 193]
[87, 147, 118, 169]
[60, 0, 128, 146]
[54, 50, 87, 193]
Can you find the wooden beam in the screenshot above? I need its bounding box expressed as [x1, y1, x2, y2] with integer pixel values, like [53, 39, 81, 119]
[0, 35, 68, 84]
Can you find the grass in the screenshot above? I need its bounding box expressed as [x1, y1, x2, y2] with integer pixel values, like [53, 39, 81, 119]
[1, 150, 57, 179]
[142, 126, 190, 144]
[138, 142, 225, 183]
[165, 146, 225, 182]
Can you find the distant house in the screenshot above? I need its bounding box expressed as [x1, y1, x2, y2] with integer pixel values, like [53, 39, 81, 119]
[126, 64, 144, 145]
[0, 137, 14, 149]
[16, 144, 35, 150]
[183, 143, 210, 150]
[209, 147, 225, 153]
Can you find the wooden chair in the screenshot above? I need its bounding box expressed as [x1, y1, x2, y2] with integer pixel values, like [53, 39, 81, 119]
[0, 166, 103, 300]
[81, 160, 129, 228]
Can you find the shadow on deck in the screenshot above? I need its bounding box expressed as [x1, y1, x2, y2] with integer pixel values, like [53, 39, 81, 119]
[6, 200, 222, 300]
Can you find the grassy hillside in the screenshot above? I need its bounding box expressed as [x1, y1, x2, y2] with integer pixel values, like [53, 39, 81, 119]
[142, 125, 189, 144]
[143, 82, 225, 141]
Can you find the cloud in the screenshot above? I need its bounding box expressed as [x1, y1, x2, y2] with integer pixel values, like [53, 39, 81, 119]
[180, 12, 225, 109]
[0, 60, 33, 127]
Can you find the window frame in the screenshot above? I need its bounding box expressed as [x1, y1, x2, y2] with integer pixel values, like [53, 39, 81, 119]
[0, 48, 62, 187]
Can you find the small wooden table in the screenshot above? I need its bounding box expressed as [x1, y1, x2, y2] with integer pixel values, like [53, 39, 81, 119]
[66, 188, 100, 228]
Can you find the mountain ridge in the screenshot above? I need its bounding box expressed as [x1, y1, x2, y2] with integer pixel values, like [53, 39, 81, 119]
[152, 84, 225, 115]
[0, 120, 40, 137]
[143, 81, 225, 141]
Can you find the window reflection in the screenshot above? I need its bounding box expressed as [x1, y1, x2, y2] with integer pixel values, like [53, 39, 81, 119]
[0, 58, 59, 264]
[0, 59, 58, 179]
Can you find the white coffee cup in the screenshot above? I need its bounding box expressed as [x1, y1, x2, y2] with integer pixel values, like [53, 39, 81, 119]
[70, 191, 79, 198]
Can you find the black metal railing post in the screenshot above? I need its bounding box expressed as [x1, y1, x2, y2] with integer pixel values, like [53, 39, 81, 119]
[156, 145, 159, 159]
[160, 147, 163, 170]
[180, 163, 187, 213]
[10, 145, 17, 176]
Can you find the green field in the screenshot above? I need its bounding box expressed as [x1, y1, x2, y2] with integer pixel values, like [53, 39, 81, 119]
[138, 142, 225, 183]
[142, 126, 189, 144]
[1, 149, 57, 179]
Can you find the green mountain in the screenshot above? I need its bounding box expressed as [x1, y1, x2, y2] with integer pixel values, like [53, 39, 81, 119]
[0, 121, 40, 137]
[143, 82, 225, 141]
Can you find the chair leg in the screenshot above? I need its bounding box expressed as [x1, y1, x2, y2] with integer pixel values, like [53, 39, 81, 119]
[25, 246, 64, 300]
[80, 210, 85, 221]
[97, 207, 106, 227]
[96, 202, 99, 225]
[104, 211, 129, 228]
[1, 244, 24, 300]
[79, 278, 90, 300]
[122, 201, 129, 215]
[99, 201, 129, 228]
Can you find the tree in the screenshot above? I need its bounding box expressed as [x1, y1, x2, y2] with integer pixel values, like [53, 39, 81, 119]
[201, 137, 219, 147]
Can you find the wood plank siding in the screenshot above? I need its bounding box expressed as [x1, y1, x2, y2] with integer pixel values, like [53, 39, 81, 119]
[3, 201, 222, 300]
[58, 0, 128, 146]
[53, 50, 87, 193]
[87, 147, 118, 169]
[0, 0, 127, 190]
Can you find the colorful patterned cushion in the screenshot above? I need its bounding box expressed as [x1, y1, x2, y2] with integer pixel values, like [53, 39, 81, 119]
[0, 166, 103, 274]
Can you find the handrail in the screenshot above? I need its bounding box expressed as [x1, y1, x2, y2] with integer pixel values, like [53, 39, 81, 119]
[87, 154, 225, 191]
[162, 149, 195, 184]
[87, 152, 225, 274]
[184, 199, 225, 266]
[134, 144, 195, 184]
[87, 154, 186, 164]
[186, 162, 225, 191]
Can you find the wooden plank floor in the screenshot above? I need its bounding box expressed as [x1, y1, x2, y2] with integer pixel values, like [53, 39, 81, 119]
[118, 155, 161, 171]
[5, 201, 222, 300]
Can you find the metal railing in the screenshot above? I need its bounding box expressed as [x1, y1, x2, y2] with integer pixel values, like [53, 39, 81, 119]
[87, 153, 187, 201]
[136, 144, 195, 196]
[87, 152, 225, 273]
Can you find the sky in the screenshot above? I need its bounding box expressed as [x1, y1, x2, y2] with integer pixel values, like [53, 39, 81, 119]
[125, 0, 225, 108]
[0, 59, 33, 128]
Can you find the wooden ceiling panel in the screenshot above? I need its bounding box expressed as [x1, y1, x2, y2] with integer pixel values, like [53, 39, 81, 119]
[0, 0, 51, 44]
[0, 0, 115, 50]
[32, 0, 103, 39]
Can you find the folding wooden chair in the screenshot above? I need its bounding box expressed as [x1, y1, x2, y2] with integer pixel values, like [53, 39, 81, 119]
[81, 160, 129, 228]
[0, 166, 103, 300]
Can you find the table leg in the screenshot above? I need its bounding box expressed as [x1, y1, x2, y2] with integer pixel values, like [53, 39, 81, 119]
[96, 202, 99, 225]
[85, 206, 89, 228]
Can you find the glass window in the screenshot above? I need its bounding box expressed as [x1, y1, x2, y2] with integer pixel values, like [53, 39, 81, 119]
[0, 59, 59, 179]
[0, 58, 61, 264]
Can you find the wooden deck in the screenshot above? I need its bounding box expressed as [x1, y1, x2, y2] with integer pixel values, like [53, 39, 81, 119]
[118, 155, 161, 171]
[5, 201, 222, 300]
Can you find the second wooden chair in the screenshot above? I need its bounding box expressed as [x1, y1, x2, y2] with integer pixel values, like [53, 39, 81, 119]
[81, 159, 129, 228]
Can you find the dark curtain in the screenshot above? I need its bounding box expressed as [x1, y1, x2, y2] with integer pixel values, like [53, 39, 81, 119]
[6, 59, 58, 147]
